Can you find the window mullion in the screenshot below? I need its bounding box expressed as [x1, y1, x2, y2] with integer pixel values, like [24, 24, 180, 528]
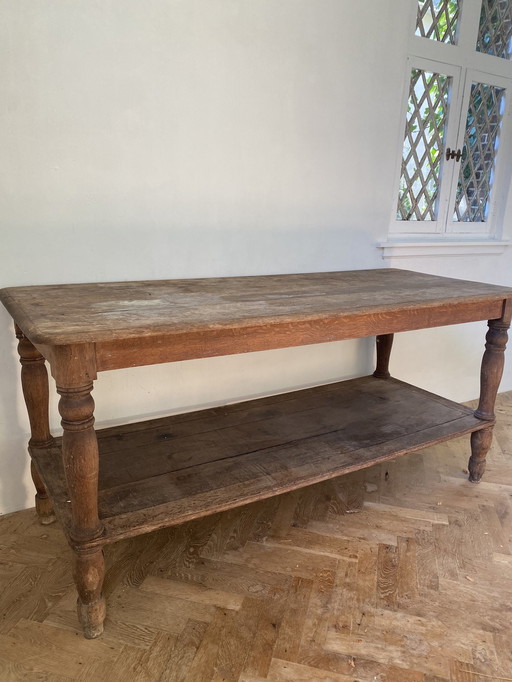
[445, 69, 474, 232]
[456, 0, 483, 56]
[435, 65, 465, 232]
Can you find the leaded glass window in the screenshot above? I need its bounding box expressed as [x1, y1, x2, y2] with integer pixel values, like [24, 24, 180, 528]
[476, 0, 512, 60]
[453, 82, 506, 221]
[397, 70, 451, 221]
[416, 0, 461, 44]
[392, 0, 512, 238]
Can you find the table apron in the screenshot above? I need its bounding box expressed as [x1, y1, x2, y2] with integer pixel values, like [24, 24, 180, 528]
[94, 299, 505, 371]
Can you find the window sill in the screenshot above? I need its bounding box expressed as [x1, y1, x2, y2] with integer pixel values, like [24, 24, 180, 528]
[377, 240, 510, 259]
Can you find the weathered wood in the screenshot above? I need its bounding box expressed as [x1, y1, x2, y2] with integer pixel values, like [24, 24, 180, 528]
[2, 390, 512, 678]
[30, 461, 56, 526]
[73, 547, 106, 639]
[93, 376, 472, 488]
[373, 334, 394, 379]
[0, 395, 512, 682]
[2, 269, 511, 638]
[57, 380, 104, 544]
[474, 319, 510, 421]
[1, 269, 510, 346]
[468, 427, 494, 484]
[469, 316, 510, 483]
[15, 324, 56, 524]
[31, 376, 491, 549]
[95, 299, 504, 371]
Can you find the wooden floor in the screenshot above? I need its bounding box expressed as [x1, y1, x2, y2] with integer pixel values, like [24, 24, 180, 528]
[1, 393, 512, 681]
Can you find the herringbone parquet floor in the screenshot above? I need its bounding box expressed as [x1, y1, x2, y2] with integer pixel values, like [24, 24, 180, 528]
[0, 392, 511, 681]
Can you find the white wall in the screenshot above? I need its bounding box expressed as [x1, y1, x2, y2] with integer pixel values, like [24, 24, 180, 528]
[1, 0, 511, 514]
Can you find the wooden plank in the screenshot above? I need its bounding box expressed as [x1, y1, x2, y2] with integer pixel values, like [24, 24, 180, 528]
[0, 619, 117, 678]
[91, 375, 470, 456]
[1, 269, 510, 348]
[95, 299, 504, 370]
[100, 377, 474, 482]
[31, 377, 490, 548]
[91, 376, 472, 487]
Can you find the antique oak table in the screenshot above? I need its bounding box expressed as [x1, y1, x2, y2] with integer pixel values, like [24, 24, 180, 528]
[1, 268, 511, 638]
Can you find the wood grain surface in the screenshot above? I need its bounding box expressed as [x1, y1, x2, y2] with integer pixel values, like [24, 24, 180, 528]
[0, 391, 511, 680]
[2, 269, 511, 346]
[3, 268, 511, 642]
[31, 376, 490, 549]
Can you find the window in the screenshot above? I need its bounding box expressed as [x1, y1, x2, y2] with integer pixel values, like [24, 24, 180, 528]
[397, 66, 453, 223]
[476, 0, 512, 59]
[390, 0, 512, 241]
[416, 0, 461, 43]
[454, 80, 506, 223]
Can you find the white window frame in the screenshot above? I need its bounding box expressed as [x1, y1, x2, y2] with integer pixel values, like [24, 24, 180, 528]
[385, 0, 512, 249]
[447, 68, 512, 237]
[389, 56, 463, 237]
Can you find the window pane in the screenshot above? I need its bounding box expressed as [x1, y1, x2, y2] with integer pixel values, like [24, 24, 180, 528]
[453, 83, 505, 222]
[397, 70, 451, 221]
[476, 0, 512, 60]
[416, 0, 461, 44]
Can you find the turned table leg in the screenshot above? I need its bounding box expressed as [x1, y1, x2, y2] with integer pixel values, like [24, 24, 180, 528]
[58, 380, 106, 638]
[469, 318, 510, 483]
[73, 547, 106, 640]
[373, 334, 394, 379]
[15, 325, 56, 525]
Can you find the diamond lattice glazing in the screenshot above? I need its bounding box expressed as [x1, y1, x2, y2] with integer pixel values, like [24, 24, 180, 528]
[454, 83, 505, 222]
[476, 0, 512, 60]
[397, 70, 451, 221]
[416, 0, 461, 44]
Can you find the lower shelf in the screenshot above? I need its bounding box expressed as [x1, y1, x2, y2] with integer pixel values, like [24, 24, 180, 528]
[33, 376, 487, 547]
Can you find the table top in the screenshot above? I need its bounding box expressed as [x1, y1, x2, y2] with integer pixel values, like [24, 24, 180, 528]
[1, 269, 511, 347]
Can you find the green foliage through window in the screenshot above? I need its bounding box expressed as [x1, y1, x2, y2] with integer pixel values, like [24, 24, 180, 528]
[416, 0, 461, 44]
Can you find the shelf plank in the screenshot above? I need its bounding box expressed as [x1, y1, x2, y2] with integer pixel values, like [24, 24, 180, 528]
[32, 377, 488, 548]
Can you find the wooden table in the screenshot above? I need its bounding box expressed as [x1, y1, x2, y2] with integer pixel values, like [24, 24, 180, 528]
[1, 268, 511, 638]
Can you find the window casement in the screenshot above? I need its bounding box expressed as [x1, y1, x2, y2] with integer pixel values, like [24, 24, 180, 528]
[389, 0, 512, 243]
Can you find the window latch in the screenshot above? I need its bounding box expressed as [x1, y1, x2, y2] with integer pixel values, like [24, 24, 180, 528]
[446, 147, 462, 162]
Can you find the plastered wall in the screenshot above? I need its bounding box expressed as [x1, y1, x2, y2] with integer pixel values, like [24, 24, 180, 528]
[1, 0, 511, 513]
